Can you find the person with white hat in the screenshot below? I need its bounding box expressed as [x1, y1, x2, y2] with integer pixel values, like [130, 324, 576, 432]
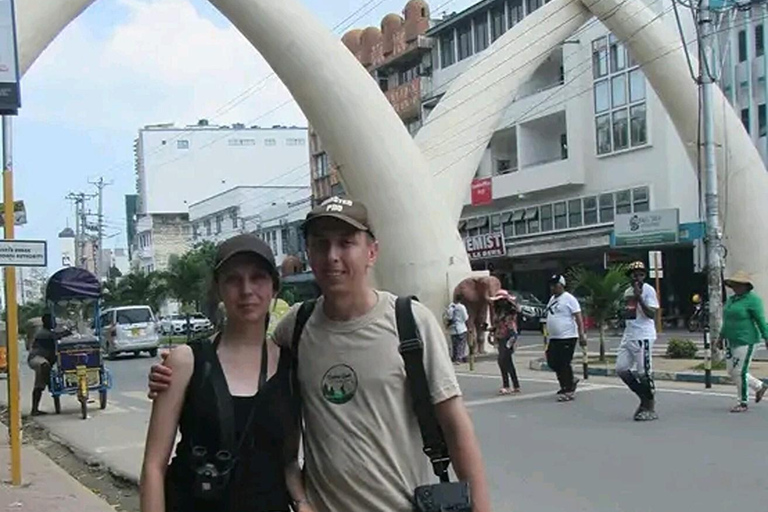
[545, 274, 587, 402]
[718, 271, 768, 413]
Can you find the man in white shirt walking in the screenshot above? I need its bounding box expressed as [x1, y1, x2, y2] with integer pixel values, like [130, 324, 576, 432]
[446, 300, 469, 363]
[545, 275, 587, 402]
[616, 261, 660, 422]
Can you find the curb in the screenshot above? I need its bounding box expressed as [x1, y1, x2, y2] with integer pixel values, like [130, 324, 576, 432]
[527, 358, 768, 386]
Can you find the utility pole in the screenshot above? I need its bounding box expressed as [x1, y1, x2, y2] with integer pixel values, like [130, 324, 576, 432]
[698, 0, 723, 388]
[66, 191, 96, 270]
[89, 177, 112, 279]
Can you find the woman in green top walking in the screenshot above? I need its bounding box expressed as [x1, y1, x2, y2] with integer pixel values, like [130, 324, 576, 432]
[717, 271, 768, 413]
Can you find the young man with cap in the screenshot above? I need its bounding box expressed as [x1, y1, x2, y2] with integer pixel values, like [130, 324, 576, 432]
[544, 275, 587, 402]
[148, 197, 491, 512]
[615, 261, 660, 421]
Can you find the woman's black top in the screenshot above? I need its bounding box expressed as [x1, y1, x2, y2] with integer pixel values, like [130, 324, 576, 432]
[165, 339, 292, 512]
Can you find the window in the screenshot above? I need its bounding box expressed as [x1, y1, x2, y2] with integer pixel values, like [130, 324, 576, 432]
[540, 204, 553, 232]
[609, 35, 626, 72]
[741, 108, 750, 133]
[760, 104, 767, 137]
[584, 196, 598, 225]
[526, 208, 540, 233]
[596, 115, 612, 155]
[592, 38, 609, 79]
[216, 215, 223, 234]
[177, 139, 189, 150]
[398, 65, 419, 85]
[599, 194, 614, 223]
[502, 212, 514, 238]
[231, 212, 238, 229]
[265, 138, 277, 146]
[228, 138, 256, 146]
[632, 187, 650, 212]
[205, 219, 212, 236]
[474, 15, 489, 53]
[561, 133, 569, 160]
[193, 223, 199, 239]
[513, 210, 527, 236]
[491, 214, 502, 232]
[458, 24, 472, 61]
[491, 6, 506, 42]
[612, 110, 629, 151]
[630, 104, 647, 146]
[594, 80, 610, 113]
[527, 0, 543, 14]
[568, 199, 583, 228]
[440, 31, 456, 68]
[738, 29, 747, 62]
[286, 138, 305, 146]
[757, 25, 765, 57]
[554, 202, 567, 230]
[508, 1, 524, 27]
[593, 35, 647, 155]
[616, 190, 632, 214]
[315, 152, 329, 178]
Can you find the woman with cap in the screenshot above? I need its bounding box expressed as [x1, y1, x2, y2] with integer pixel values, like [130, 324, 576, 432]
[490, 290, 521, 395]
[718, 271, 768, 413]
[545, 274, 587, 402]
[140, 234, 304, 512]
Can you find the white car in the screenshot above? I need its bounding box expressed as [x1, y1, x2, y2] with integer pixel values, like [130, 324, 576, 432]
[99, 305, 160, 358]
[159, 314, 188, 335]
[188, 313, 213, 333]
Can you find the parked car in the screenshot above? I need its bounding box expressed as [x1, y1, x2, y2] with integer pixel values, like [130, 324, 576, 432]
[509, 290, 546, 331]
[188, 313, 213, 333]
[159, 314, 187, 335]
[99, 305, 160, 358]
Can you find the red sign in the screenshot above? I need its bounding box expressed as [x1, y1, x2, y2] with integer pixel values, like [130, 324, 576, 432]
[471, 178, 493, 206]
[464, 232, 506, 260]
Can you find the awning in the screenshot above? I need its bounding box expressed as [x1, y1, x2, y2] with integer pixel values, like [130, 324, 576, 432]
[499, 212, 513, 224]
[466, 217, 489, 230]
[526, 207, 539, 220]
[511, 210, 525, 222]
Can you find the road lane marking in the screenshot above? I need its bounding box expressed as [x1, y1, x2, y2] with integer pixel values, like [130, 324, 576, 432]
[120, 391, 152, 402]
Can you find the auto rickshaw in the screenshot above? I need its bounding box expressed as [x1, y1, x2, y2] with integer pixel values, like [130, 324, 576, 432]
[45, 267, 112, 419]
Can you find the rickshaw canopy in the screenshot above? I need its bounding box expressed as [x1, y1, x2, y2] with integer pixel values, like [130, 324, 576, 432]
[46, 267, 101, 304]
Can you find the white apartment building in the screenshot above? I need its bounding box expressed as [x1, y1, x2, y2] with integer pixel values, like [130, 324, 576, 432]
[715, 5, 768, 164]
[188, 185, 310, 265]
[132, 121, 309, 271]
[421, 0, 705, 313]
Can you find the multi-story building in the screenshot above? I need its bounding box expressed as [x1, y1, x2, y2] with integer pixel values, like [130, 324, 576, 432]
[715, 6, 768, 164]
[132, 120, 309, 271]
[423, 0, 706, 315]
[188, 185, 310, 267]
[309, 0, 433, 204]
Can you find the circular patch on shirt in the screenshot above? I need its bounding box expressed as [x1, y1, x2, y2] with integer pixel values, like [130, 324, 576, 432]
[321, 364, 358, 405]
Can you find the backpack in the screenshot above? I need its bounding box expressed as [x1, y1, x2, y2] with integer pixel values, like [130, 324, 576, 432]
[289, 296, 452, 482]
[443, 303, 456, 328]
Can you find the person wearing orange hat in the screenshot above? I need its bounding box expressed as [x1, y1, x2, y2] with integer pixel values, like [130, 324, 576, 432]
[490, 290, 521, 395]
[718, 271, 768, 413]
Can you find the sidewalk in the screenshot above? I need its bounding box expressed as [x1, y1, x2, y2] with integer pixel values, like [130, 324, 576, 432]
[0, 432, 114, 512]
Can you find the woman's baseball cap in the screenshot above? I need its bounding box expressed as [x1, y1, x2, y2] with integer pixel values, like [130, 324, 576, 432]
[214, 234, 280, 290]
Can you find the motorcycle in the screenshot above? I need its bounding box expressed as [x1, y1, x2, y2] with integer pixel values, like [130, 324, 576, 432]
[687, 299, 707, 332]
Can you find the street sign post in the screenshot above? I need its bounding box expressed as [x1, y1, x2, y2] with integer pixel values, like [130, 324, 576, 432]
[612, 209, 680, 247]
[0, 240, 47, 267]
[648, 250, 663, 333]
[0, 199, 26, 225]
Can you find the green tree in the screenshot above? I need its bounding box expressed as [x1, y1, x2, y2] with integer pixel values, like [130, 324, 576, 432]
[567, 264, 630, 362]
[166, 241, 217, 311]
[102, 271, 168, 313]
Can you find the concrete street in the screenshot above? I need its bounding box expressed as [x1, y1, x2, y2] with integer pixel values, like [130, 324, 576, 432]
[3, 346, 768, 512]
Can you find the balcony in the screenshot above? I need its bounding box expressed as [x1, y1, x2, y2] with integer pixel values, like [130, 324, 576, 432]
[385, 77, 422, 120]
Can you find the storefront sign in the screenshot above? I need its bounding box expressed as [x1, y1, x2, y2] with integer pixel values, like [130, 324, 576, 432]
[0, 240, 47, 267]
[471, 178, 493, 206]
[464, 232, 506, 260]
[612, 208, 679, 247]
[0, 0, 20, 115]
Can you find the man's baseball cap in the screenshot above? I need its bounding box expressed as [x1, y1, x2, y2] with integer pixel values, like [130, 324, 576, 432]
[214, 234, 280, 290]
[549, 274, 566, 286]
[302, 196, 374, 237]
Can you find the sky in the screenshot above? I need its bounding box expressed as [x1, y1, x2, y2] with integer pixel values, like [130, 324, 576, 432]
[14, 0, 477, 271]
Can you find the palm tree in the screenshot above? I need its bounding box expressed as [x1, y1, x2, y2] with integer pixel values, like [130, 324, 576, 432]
[567, 264, 630, 362]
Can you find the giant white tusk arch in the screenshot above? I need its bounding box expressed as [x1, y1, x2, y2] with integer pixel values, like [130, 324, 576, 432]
[15, 0, 768, 313]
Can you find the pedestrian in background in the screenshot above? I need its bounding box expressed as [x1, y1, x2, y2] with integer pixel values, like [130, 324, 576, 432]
[545, 275, 587, 402]
[491, 290, 521, 395]
[615, 261, 659, 421]
[445, 298, 469, 364]
[717, 271, 768, 413]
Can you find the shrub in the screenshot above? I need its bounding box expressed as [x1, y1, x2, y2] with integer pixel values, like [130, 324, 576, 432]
[666, 338, 698, 359]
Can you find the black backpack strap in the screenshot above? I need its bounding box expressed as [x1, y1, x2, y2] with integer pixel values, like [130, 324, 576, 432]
[396, 296, 451, 483]
[198, 335, 236, 453]
[290, 300, 317, 418]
